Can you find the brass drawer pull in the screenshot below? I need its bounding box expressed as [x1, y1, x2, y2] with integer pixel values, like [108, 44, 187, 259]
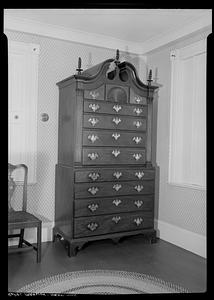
[133, 136, 142, 144]
[88, 153, 99, 160]
[87, 222, 98, 231]
[112, 133, 121, 140]
[88, 187, 99, 195]
[113, 105, 122, 113]
[134, 217, 143, 226]
[133, 121, 142, 128]
[113, 171, 122, 179]
[88, 134, 99, 143]
[134, 96, 141, 103]
[89, 91, 99, 99]
[89, 103, 100, 112]
[134, 200, 144, 208]
[113, 184, 122, 191]
[135, 171, 144, 179]
[88, 172, 100, 181]
[133, 153, 142, 161]
[88, 117, 99, 126]
[112, 149, 120, 157]
[134, 107, 143, 115]
[134, 185, 144, 192]
[112, 199, 122, 206]
[88, 203, 99, 212]
[112, 216, 121, 223]
[112, 117, 121, 125]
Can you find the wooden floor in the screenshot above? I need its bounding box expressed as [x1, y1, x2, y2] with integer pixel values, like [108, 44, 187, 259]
[8, 236, 206, 293]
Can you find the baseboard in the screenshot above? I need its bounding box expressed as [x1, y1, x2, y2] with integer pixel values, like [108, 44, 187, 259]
[155, 219, 206, 258]
[8, 221, 54, 246]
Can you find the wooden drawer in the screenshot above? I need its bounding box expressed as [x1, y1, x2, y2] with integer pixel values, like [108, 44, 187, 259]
[84, 99, 147, 117]
[75, 168, 155, 183]
[130, 88, 147, 105]
[74, 211, 153, 238]
[74, 180, 154, 199]
[84, 86, 105, 101]
[83, 114, 146, 131]
[74, 195, 154, 217]
[83, 130, 146, 147]
[82, 147, 146, 165]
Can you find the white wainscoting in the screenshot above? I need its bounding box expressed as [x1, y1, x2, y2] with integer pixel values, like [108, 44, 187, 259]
[8, 221, 54, 246]
[155, 219, 206, 258]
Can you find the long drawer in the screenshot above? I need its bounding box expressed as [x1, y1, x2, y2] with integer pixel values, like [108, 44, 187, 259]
[74, 211, 153, 238]
[83, 147, 146, 165]
[84, 99, 147, 117]
[74, 195, 154, 217]
[83, 130, 146, 147]
[75, 168, 155, 183]
[74, 180, 154, 199]
[83, 114, 146, 131]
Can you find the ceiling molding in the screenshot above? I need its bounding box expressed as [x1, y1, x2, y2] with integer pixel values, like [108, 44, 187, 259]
[140, 11, 212, 54]
[4, 15, 142, 55]
[4, 12, 212, 56]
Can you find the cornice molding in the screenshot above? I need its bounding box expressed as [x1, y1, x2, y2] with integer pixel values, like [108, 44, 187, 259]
[4, 15, 142, 55]
[4, 12, 212, 56]
[140, 11, 212, 54]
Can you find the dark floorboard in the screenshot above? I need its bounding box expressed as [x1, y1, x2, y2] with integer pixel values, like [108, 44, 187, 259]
[8, 236, 206, 293]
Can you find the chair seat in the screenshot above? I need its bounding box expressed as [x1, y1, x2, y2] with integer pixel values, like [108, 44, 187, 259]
[8, 211, 41, 226]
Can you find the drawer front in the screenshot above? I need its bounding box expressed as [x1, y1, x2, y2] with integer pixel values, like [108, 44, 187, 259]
[74, 195, 154, 217]
[130, 88, 147, 105]
[75, 168, 155, 183]
[74, 211, 153, 238]
[83, 147, 146, 165]
[83, 114, 146, 131]
[83, 130, 146, 147]
[84, 86, 105, 101]
[84, 100, 147, 117]
[74, 180, 154, 199]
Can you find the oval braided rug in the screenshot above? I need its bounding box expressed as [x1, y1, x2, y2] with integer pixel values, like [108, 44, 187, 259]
[17, 269, 189, 294]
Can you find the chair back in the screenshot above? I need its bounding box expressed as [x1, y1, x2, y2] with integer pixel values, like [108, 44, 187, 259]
[8, 163, 28, 213]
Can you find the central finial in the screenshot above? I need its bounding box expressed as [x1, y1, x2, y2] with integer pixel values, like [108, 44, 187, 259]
[76, 57, 83, 75]
[115, 49, 120, 65]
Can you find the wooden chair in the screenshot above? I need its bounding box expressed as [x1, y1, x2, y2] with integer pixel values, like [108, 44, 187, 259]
[8, 163, 42, 263]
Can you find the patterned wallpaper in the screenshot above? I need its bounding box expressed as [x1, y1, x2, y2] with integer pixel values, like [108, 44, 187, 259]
[6, 29, 142, 240]
[147, 30, 208, 236]
[7, 28, 206, 242]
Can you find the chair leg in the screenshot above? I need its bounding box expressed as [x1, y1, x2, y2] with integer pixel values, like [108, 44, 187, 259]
[37, 223, 42, 263]
[18, 229, 24, 248]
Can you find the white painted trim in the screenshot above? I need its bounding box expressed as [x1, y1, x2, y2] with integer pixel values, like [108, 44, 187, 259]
[8, 40, 39, 184]
[8, 221, 54, 246]
[140, 12, 212, 54]
[4, 12, 212, 55]
[4, 15, 142, 55]
[168, 182, 206, 191]
[154, 219, 206, 258]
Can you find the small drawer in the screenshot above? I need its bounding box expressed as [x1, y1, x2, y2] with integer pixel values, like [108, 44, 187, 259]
[74, 195, 154, 217]
[75, 168, 155, 183]
[84, 85, 105, 100]
[83, 147, 146, 165]
[83, 114, 146, 131]
[83, 130, 146, 147]
[74, 180, 154, 199]
[84, 99, 147, 117]
[130, 88, 147, 105]
[74, 211, 153, 238]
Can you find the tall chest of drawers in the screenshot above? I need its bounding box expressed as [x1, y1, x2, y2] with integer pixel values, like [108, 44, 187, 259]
[54, 51, 159, 256]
